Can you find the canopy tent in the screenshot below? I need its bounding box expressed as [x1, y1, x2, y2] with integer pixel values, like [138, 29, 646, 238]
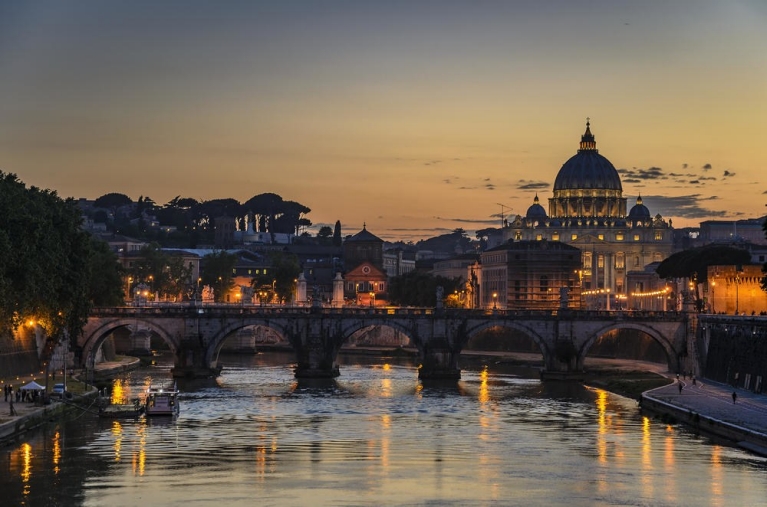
[21, 380, 45, 391]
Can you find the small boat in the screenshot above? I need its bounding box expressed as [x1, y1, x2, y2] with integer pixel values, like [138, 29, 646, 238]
[99, 399, 145, 419]
[145, 383, 180, 416]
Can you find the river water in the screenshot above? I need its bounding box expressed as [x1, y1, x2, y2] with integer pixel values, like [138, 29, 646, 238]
[2, 352, 766, 507]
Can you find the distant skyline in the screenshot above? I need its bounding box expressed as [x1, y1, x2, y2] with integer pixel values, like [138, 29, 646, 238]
[1, 1, 766, 241]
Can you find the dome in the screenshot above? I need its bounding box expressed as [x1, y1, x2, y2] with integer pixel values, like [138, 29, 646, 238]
[628, 195, 651, 219]
[525, 194, 548, 219]
[553, 121, 622, 192]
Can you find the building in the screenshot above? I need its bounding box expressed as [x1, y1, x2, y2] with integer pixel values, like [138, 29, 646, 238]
[480, 240, 581, 310]
[502, 121, 674, 303]
[707, 264, 767, 315]
[343, 225, 387, 306]
[699, 217, 767, 245]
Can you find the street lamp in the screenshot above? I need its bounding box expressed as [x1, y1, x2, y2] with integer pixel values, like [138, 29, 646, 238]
[492, 292, 498, 310]
[710, 281, 716, 313]
[735, 271, 741, 315]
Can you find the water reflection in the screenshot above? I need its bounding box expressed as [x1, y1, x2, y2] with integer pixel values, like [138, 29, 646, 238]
[1, 353, 766, 507]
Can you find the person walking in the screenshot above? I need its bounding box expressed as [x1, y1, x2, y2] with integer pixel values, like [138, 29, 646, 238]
[9, 397, 17, 416]
[678, 382, 683, 394]
[732, 391, 738, 403]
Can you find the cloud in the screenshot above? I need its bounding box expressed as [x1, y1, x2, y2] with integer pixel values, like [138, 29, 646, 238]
[637, 194, 727, 219]
[517, 180, 549, 191]
[689, 180, 699, 185]
[699, 176, 717, 181]
[723, 170, 735, 178]
[617, 166, 666, 180]
[702, 163, 712, 171]
[424, 160, 442, 166]
[485, 183, 495, 190]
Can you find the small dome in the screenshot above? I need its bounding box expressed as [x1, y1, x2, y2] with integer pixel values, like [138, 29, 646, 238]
[525, 194, 548, 219]
[553, 121, 622, 192]
[628, 195, 651, 219]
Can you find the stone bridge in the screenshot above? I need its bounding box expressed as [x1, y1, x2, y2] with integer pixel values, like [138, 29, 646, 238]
[77, 305, 692, 380]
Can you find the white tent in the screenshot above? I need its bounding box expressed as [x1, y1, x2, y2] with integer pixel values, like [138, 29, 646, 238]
[21, 380, 45, 391]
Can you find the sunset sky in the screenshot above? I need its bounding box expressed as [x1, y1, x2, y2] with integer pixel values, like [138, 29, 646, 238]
[1, 1, 766, 241]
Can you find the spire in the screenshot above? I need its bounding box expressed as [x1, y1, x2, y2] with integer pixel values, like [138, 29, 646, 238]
[533, 193, 540, 204]
[578, 117, 597, 152]
[637, 193, 643, 205]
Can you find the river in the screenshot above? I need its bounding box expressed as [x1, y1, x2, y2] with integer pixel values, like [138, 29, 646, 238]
[2, 352, 766, 506]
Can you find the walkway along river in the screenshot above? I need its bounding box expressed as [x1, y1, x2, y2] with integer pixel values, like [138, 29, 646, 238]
[1, 352, 766, 506]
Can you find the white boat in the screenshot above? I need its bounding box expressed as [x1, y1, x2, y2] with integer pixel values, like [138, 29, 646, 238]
[145, 383, 180, 416]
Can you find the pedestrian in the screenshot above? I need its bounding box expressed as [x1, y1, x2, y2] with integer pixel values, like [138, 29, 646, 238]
[9, 398, 17, 416]
[732, 391, 737, 403]
[678, 382, 683, 393]
[692, 375, 696, 386]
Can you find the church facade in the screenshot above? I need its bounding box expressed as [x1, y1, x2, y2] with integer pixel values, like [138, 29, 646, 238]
[500, 121, 674, 307]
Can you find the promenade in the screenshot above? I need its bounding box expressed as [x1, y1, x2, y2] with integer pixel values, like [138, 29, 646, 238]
[642, 375, 767, 456]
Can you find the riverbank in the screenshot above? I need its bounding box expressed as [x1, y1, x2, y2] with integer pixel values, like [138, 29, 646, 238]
[0, 356, 141, 445]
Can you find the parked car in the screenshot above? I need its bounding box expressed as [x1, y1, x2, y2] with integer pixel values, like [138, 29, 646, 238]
[52, 383, 66, 398]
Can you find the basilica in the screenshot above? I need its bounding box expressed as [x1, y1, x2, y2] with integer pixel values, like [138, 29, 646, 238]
[484, 121, 674, 309]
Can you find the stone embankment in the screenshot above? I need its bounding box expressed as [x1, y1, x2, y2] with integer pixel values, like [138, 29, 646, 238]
[641, 377, 767, 456]
[1, 357, 141, 445]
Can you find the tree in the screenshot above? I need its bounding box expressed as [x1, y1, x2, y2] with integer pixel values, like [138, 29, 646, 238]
[269, 252, 301, 303]
[656, 245, 751, 283]
[333, 220, 342, 247]
[94, 192, 132, 209]
[201, 251, 238, 303]
[87, 238, 126, 306]
[0, 172, 93, 342]
[387, 272, 462, 306]
[129, 243, 192, 301]
[317, 226, 333, 245]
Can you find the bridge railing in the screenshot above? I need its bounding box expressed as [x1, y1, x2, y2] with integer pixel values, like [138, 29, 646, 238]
[89, 304, 689, 321]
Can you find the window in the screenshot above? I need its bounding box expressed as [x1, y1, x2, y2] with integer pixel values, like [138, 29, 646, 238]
[379, 282, 385, 292]
[598, 234, 604, 241]
[655, 231, 663, 240]
[571, 234, 578, 241]
[653, 252, 662, 262]
[615, 252, 625, 269]
[552, 233, 560, 241]
[616, 233, 624, 241]
[597, 255, 604, 269]
[583, 252, 592, 268]
[634, 256, 641, 267]
[536, 234, 543, 241]
[634, 234, 640, 241]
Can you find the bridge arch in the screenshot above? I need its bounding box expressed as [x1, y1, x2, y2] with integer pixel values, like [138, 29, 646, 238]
[205, 319, 291, 367]
[339, 319, 418, 350]
[578, 322, 679, 373]
[462, 319, 551, 364]
[80, 318, 179, 368]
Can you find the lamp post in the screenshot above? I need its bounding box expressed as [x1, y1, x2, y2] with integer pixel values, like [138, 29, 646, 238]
[710, 281, 716, 313]
[735, 272, 741, 315]
[492, 292, 498, 310]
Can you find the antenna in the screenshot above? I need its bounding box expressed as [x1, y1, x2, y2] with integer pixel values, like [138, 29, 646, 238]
[496, 203, 511, 228]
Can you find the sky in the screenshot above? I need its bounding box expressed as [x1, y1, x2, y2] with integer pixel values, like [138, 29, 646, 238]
[1, 1, 766, 242]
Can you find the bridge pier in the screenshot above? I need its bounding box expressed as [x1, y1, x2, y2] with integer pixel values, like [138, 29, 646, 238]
[290, 317, 342, 379]
[418, 347, 461, 380]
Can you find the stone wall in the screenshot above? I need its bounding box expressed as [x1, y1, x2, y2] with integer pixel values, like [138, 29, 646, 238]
[0, 327, 42, 379]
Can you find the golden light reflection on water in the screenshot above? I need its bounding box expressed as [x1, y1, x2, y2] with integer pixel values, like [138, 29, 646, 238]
[21, 442, 32, 496]
[478, 367, 489, 405]
[710, 445, 723, 507]
[52, 431, 61, 475]
[111, 378, 125, 404]
[594, 389, 609, 495]
[664, 426, 677, 504]
[111, 421, 123, 462]
[381, 413, 391, 471]
[131, 419, 147, 476]
[641, 416, 653, 498]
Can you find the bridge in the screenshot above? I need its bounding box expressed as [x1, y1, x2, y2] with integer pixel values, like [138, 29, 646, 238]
[77, 305, 693, 380]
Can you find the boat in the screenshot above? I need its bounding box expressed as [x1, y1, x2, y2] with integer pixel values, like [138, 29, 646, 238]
[99, 399, 145, 419]
[145, 383, 180, 416]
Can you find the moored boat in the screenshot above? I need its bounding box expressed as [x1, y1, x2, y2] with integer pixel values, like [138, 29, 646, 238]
[145, 383, 180, 416]
[99, 400, 145, 419]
